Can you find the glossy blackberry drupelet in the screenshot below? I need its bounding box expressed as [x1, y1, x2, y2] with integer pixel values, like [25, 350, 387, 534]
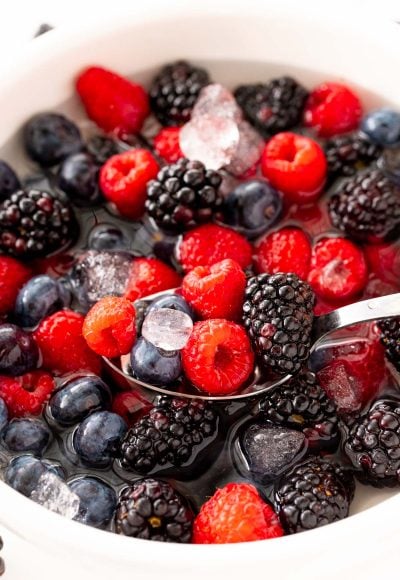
[343, 398, 400, 487]
[275, 457, 355, 534]
[149, 60, 210, 126]
[324, 132, 382, 180]
[115, 478, 193, 542]
[119, 396, 218, 475]
[259, 369, 339, 447]
[0, 189, 78, 259]
[0, 160, 20, 200]
[234, 76, 308, 137]
[378, 318, 400, 371]
[242, 273, 315, 375]
[328, 169, 400, 243]
[146, 158, 223, 233]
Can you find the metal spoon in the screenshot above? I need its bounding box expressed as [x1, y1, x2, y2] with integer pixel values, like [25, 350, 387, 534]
[103, 290, 400, 402]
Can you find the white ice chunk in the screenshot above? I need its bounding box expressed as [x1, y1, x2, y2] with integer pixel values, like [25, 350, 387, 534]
[226, 120, 264, 177]
[142, 308, 193, 351]
[191, 84, 242, 122]
[30, 472, 80, 519]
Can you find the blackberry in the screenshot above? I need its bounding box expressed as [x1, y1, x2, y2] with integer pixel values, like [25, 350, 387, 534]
[343, 398, 400, 487]
[146, 158, 223, 233]
[115, 478, 193, 542]
[324, 132, 382, 180]
[0, 189, 78, 259]
[242, 273, 315, 375]
[328, 169, 400, 243]
[259, 369, 339, 447]
[275, 457, 355, 534]
[234, 76, 308, 138]
[119, 396, 218, 475]
[149, 60, 210, 126]
[379, 318, 400, 371]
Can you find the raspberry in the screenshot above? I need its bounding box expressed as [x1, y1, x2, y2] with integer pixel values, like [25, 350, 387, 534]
[0, 256, 31, 317]
[178, 224, 252, 273]
[181, 319, 254, 395]
[261, 132, 327, 203]
[153, 127, 183, 163]
[83, 296, 136, 358]
[33, 310, 102, 376]
[181, 259, 246, 320]
[124, 258, 181, 302]
[76, 66, 149, 137]
[365, 243, 400, 286]
[254, 228, 311, 279]
[304, 82, 362, 137]
[307, 237, 368, 302]
[99, 149, 159, 220]
[193, 483, 283, 544]
[0, 371, 55, 417]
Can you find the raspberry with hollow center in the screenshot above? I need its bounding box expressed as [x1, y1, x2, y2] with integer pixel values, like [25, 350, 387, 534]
[181, 258, 246, 320]
[83, 296, 136, 358]
[254, 227, 312, 279]
[261, 132, 327, 203]
[124, 258, 182, 302]
[0, 255, 31, 316]
[181, 319, 254, 395]
[193, 482, 283, 544]
[153, 127, 183, 163]
[0, 370, 55, 417]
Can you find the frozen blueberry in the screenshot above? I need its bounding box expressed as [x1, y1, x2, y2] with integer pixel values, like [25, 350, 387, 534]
[4, 455, 64, 497]
[58, 152, 101, 205]
[361, 108, 400, 148]
[0, 160, 20, 200]
[87, 224, 128, 251]
[0, 399, 8, 432]
[223, 179, 282, 239]
[14, 275, 71, 329]
[130, 337, 182, 385]
[0, 323, 39, 376]
[49, 375, 112, 427]
[3, 418, 51, 456]
[73, 411, 127, 467]
[24, 113, 83, 167]
[146, 294, 195, 320]
[69, 477, 117, 529]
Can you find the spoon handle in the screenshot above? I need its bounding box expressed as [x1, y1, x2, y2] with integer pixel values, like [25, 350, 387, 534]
[312, 292, 400, 347]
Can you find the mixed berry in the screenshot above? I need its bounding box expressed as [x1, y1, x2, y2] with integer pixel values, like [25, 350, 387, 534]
[0, 59, 400, 546]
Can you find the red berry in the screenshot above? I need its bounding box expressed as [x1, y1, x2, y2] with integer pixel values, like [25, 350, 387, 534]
[181, 319, 254, 395]
[111, 391, 152, 427]
[181, 259, 246, 321]
[99, 149, 159, 220]
[303, 82, 362, 137]
[261, 132, 327, 203]
[364, 242, 400, 287]
[254, 227, 311, 279]
[0, 371, 55, 417]
[307, 237, 368, 302]
[178, 224, 252, 274]
[76, 66, 149, 137]
[124, 258, 181, 302]
[193, 482, 283, 544]
[83, 296, 136, 358]
[0, 256, 31, 317]
[153, 127, 183, 163]
[34, 310, 102, 376]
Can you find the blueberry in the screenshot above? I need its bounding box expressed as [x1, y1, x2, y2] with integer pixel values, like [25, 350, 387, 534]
[87, 223, 128, 251]
[147, 294, 195, 320]
[49, 375, 112, 427]
[86, 134, 121, 165]
[0, 160, 20, 200]
[58, 152, 101, 205]
[0, 399, 7, 432]
[130, 337, 182, 385]
[24, 113, 83, 167]
[14, 275, 71, 329]
[377, 147, 400, 186]
[4, 455, 64, 497]
[69, 477, 117, 529]
[223, 179, 282, 239]
[73, 411, 127, 466]
[3, 418, 51, 456]
[361, 108, 400, 148]
[0, 324, 39, 376]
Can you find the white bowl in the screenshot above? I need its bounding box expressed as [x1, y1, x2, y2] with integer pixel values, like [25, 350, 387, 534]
[1, 1, 400, 578]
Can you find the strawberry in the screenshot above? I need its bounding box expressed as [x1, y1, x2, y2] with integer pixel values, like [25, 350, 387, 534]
[254, 227, 312, 279]
[124, 258, 181, 302]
